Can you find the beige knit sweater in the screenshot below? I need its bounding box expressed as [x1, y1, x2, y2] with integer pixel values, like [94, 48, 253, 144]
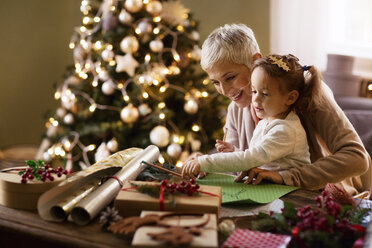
[205, 84, 372, 196]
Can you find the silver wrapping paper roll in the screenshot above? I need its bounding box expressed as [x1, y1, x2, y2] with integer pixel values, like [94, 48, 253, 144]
[70, 145, 160, 225]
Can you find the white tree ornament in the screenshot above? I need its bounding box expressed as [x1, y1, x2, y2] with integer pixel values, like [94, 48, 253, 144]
[119, 9, 133, 24]
[120, 104, 139, 123]
[115, 54, 139, 76]
[150, 125, 170, 147]
[102, 80, 116, 95]
[149, 39, 164, 53]
[95, 142, 110, 162]
[120, 36, 139, 54]
[146, 1, 163, 15]
[124, 0, 143, 13]
[107, 138, 118, 152]
[167, 143, 182, 158]
[160, 1, 190, 26]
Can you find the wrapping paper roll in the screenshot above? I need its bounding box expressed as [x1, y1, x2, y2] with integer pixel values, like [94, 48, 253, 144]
[38, 145, 160, 225]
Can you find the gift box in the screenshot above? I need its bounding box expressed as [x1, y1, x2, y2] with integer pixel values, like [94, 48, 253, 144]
[223, 229, 291, 248]
[131, 210, 218, 248]
[114, 180, 221, 217]
[0, 167, 66, 210]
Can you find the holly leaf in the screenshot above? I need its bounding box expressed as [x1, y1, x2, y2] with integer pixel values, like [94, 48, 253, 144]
[26, 160, 37, 169]
[282, 201, 298, 221]
[34, 174, 41, 181]
[37, 159, 45, 167]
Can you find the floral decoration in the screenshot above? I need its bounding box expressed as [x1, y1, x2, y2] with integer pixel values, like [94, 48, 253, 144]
[251, 189, 370, 248]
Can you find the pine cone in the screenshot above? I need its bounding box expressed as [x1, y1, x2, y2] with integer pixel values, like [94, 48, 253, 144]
[99, 206, 122, 230]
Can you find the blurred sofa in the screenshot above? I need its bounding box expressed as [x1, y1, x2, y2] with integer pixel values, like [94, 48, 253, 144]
[335, 96, 372, 157]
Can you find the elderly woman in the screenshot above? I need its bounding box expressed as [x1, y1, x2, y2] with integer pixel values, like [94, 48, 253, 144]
[181, 24, 371, 197]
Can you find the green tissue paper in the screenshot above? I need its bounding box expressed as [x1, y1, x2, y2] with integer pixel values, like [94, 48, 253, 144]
[197, 173, 298, 204]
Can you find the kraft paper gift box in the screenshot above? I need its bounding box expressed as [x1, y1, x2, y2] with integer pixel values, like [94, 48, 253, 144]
[0, 167, 66, 210]
[114, 180, 222, 217]
[132, 210, 218, 248]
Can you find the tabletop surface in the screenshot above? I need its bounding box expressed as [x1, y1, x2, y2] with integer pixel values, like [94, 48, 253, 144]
[0, 188, 320, 248]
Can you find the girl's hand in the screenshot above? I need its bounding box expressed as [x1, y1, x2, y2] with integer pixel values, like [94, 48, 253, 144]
[234, 168, 284, 185]
[181, 158, 201, 178]
[197, 171, 207, 179]
[215, 140, 234, 153]
[185, 152, 202, 162]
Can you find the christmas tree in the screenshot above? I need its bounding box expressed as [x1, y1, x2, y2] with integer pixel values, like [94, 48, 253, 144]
[37, 0, 228, 171]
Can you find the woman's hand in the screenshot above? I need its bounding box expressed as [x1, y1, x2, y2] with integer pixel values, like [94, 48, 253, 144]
[215, 140, 234, 152]
[181, 157, 201, 178]
[234, 168, 284, 185]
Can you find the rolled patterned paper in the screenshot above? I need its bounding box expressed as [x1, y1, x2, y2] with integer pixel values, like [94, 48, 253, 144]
[64, 147, 143, 182]
[38, 146, 158, 223]
[38, 166, 121, 222]
[70, 145, 160, 225]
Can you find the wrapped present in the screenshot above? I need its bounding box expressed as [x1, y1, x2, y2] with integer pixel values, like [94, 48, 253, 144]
[131, 211, 218, 248]
[223, 228, 291, 248]
[0, 166, 66, 210]
[114, 180, 221, 217]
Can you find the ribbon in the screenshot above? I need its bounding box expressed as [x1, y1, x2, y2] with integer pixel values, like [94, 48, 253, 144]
[121, 185, 140, 191]
[199, 191, 219, 197]
[106, 176, 124, 188]
[159, 184, 165, 211]
[0, 168, 26, 173]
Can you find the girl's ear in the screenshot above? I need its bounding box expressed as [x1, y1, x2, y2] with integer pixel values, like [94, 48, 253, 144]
[286, 90, 299, 106]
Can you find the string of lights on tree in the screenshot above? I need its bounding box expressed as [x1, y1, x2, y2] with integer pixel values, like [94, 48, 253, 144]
[37, 0, 228, 171]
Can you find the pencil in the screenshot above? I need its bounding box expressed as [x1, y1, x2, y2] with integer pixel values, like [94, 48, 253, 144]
[141, 161, 182, 178]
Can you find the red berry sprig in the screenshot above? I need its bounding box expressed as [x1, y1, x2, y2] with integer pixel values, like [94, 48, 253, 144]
[160, 178, 200, 196]
[19, 160, 68, 184]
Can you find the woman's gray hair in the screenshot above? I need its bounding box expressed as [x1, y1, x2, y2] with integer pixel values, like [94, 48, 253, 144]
[200, 24, 260, 70]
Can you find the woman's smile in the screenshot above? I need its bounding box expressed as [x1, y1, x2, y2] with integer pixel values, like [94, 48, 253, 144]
[231, 90, 243, 101]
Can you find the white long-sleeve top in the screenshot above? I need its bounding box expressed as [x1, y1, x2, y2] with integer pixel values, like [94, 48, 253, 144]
[198, 111, 311, 173]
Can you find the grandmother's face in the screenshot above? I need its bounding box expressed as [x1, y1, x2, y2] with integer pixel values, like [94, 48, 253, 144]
[206, 61, 252, 108]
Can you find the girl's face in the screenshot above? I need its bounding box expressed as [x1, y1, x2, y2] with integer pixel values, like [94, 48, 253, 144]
[251, 67, 293, 122]
[206, 61, 252, 108]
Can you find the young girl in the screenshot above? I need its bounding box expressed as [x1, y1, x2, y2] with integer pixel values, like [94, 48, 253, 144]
[181, 54, 325, 180]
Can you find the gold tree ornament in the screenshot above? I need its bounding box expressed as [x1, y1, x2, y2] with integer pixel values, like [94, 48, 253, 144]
[268, 55, 290, 72]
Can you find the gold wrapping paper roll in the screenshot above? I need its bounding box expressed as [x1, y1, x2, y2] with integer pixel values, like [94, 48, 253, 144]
[70, 145, 160, 225]
[49, 182, 98, 221]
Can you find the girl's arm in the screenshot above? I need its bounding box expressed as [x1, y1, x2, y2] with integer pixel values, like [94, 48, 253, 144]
[198, 121, 296, 173]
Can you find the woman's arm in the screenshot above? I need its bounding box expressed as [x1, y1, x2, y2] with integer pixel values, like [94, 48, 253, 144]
[279, 85, 371, 194]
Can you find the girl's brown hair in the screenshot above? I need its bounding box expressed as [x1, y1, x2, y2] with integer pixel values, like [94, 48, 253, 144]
[252, 54, 326, 112]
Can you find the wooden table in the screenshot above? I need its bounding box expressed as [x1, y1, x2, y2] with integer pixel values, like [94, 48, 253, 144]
[0, 189, 319, 248]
